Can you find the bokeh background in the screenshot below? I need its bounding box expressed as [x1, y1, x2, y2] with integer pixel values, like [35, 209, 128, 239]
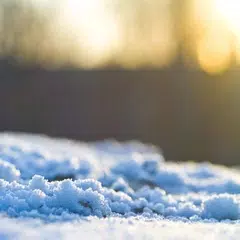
[1, 0, 240, 165]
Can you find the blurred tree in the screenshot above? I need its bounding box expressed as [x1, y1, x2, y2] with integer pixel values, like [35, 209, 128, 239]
[0, 0, 52, 65]
[110, 0, 176, 68]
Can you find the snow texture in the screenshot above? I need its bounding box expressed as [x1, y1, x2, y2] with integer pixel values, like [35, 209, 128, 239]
[0, 132, 240, 239]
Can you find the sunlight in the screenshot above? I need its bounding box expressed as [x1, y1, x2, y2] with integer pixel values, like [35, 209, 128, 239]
[192, 0, 238, 74]
[59, 0, 121, 67]
[197, 30, 232, 74]
[214, 0, 240, 35]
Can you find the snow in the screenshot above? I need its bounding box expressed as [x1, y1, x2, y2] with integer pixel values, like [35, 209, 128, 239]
[0, 216, 240, 240]
[0, 132, 240, 239]
[0, 159, 20, 182]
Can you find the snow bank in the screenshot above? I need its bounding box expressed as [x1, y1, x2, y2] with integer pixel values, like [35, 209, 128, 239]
[0, 133, 240, 221]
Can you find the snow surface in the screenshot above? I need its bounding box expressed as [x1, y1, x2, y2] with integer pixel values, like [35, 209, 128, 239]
[0, 132, 240, 239]
[0, 216, 240, 240]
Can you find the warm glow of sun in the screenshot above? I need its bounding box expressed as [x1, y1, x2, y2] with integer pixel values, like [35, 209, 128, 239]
[197, 33, 232, 75]
[194, 0, 240, 74]
[214, 0, 240, 35]
[58, 0, 121, 67]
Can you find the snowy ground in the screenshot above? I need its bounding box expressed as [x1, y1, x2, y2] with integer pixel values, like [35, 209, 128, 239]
[0, 132, 240, 239]
[1, 216, 240, 240]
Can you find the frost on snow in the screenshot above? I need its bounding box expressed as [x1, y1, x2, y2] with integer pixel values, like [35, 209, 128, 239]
[0, 133, 240, 222]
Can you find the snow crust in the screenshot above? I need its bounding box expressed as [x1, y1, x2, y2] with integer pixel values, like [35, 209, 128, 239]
[0, 132, 240, 224]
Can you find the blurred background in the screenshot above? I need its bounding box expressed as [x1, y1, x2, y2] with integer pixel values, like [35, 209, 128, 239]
[0, 0, 240, 165]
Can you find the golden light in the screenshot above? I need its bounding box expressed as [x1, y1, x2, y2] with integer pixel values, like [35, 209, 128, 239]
[192, 0, 240, 74]
[214, 0, 240, 35]
[53, 0, 177, 68]
[58, 0, 122, 67]
[197, 31, 232, 75]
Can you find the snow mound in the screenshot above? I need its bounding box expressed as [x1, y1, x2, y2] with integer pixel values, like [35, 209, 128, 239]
[0, 132, 240, 221]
